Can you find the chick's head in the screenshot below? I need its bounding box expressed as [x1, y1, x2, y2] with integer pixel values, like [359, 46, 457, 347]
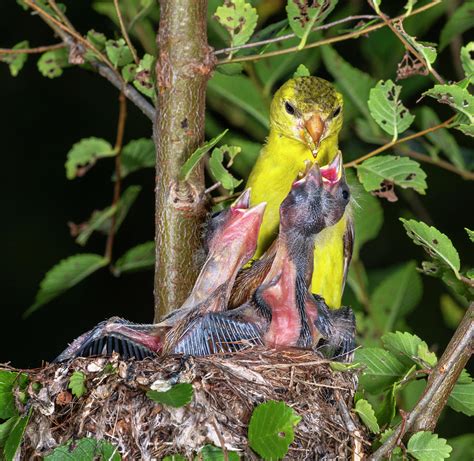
[270, 76, 343, 159]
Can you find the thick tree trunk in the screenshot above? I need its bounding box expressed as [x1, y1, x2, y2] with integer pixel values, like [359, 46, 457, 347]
[154, 0, 214, 321]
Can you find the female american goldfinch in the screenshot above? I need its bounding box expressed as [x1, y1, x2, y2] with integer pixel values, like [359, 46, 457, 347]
[246, 76, 353, 309]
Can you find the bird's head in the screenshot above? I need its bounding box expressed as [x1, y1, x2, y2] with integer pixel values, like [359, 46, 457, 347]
[205, 189, 266, 262]
[280, 153, 350, 236]
[270, 76, 343, 161]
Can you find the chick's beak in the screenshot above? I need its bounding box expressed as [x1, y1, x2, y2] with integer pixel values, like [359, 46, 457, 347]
[304, 113, 326, 157]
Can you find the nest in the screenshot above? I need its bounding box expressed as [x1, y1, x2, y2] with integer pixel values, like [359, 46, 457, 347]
[6, 348, 369, 460]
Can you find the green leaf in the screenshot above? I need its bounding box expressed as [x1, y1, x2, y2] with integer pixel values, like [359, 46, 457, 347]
[376, 384, 397, 426]
[133, 53, 155, 98]
[214, 0, 258, 48]
[106, 38, 134, 67]
[207, 73, 270, 129]
[355, 348, 409, 393]
[198, 445, 240, 461]
[87, 30, 107, 51]
[122, 63, 137, 82]
[400, 219, 461, 279]
[404, 0, 418, 15]
[114, 241, 155, 275]
[26, 254, 109, 316]
[407, 431, 452, 461]
[354, 399, 380, 433]
[448, 434, 474, 461]
[368, 80, 414, 141]
[37, 48, 69, 78]
[0, 417, 17, 449]
[0, 372, 27, 419]
[209, 146, 243, 192]
[346, 170, 383, 257]
[0, 40, 29, 77]
[287, 0, 338, 49]
[293, 64, 310, 77]
[179, 130, 228, 181]
[461, 42, 474, 82]
[65, 137, 115, 180]
[447, 380, 474, 416]
[417, 107, 464, 169]
[163, 455, 186, 461]
[322, 46, 376, 122]
[382, 332, 436, 368]
[74, 205, 117, 246]
[44, 438, 121, 461]
[106, 185, 142, 233]
[217, 62, 244, 76]
[425, 84, 474, 124]
[466, 228, 474, 243]
[68, 371, 87, 398]
[401, 34, 437, 70]
[3, 412, 30, 461]
[146, 383, 193, 408]
[439, 1, 474, 50]
[371, 262, 423, 332]
[440, 294, 464, 329]
[248, 400, 301, 460]
[357, 156, 427, 195]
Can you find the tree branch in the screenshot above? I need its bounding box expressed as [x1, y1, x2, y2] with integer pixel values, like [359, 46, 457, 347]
[344, 116, 456, 168]
[369, 302, 474, 461]
[113, 0, 139, 64]
[153, 0, 213, 321]
[217, 0, 442, 65]
[0, 43, 64, 54]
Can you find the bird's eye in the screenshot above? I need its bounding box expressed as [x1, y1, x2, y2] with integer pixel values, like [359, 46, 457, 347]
[342, 189, 350, 201]
[285, 101, 296, 115]
[333, 106, 342, 118]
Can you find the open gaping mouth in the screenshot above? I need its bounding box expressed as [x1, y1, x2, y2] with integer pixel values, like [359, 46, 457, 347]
[320, 152, 342, 185]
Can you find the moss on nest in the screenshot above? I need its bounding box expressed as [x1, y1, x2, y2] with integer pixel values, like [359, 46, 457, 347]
[5, 348, 369, 460]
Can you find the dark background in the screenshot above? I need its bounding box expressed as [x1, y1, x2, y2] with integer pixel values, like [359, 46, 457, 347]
[0, 0, 472, 439]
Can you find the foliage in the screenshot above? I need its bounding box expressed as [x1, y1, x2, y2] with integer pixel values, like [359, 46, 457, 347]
[146, 383, 194, 408]
[68, 371, 87, 398]
[44, 438, 121, 461]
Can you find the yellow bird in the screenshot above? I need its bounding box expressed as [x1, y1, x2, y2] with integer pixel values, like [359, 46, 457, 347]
[246, 76, 353, 309]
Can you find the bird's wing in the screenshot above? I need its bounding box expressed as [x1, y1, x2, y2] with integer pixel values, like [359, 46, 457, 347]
[342, 213, 355, 290]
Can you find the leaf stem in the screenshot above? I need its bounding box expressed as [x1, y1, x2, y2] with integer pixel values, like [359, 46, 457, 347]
[105, 92, 127, 262]
[369, 302, 474, 460]
[0, 43, 65, 55]
[216, 1, 442, 65]
[113, 0, 140, 64]
[344, 116, 456, 168]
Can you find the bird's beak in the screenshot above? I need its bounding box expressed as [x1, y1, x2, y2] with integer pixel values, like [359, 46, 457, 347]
[321, 152, 344, 196]
[304, 113, 326, 157]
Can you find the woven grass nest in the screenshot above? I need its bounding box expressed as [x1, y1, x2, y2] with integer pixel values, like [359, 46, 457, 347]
[9, 348, 369, 460]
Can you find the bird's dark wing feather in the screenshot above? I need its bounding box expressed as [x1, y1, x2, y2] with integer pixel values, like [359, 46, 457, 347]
[342, 214, 354, 290]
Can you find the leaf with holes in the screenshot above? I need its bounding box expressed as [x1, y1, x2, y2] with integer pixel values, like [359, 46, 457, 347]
[214, 0, 258, 48]
[0, 40, 29, 77]
[44, 438, 121, 460]
[209, 146, 243, 193]
[133, 53, 155, 98]
[147, 383, 193, 408]
[354, 399, 380, 433]
[382, 332, 436, 368]
[461, 42, 474, 82]
[65, 137, 115, 180]
[38, 48, 69, 78]
[26, 254, 109, 316]
[400, 219, 461, 279]
[198, 444, 240, 461]
[357, 156, 427, 195]
[368, 80, 414, 140]
[68, 371, 87, 398]
[287, 0, 338, 49]
[371, 262, 423, 332]
[425, 84, 474, 126]
[399, 29, 437, 70]
[407, 432, 452, 461]
[355, 348, 409, 394]
[179, 130, 228, 181]
[114, 241, 155, 275]
[248, 400, 301, 460]
[106, 38, 134, 67]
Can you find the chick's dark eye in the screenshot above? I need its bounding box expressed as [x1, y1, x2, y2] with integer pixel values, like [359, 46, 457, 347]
[333, 106, 341, 118]
[342, 189, 350, 201]
[285, 101, 295, 115]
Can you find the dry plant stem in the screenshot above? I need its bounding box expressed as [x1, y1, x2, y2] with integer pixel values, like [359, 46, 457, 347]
[154, 0, 211, 321]
[213, 14, 378, 56]
[105, 92, 127, 262]
[0, 43, 64, 54]
[113, 0, 139, 64]
[344, 116, 456, 168]
[23, 0, 155, 120]
[370, 303, 474, 461]
[217, 0, 441, 65]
